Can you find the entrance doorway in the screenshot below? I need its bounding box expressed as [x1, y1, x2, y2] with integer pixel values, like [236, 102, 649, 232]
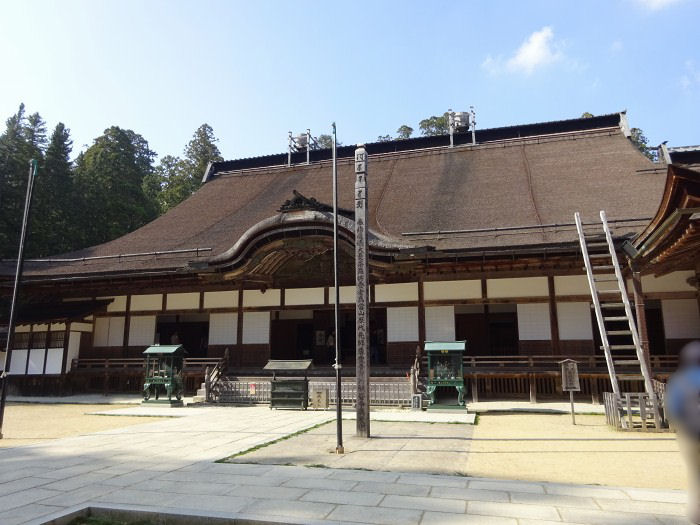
[155, 314, 209, 358]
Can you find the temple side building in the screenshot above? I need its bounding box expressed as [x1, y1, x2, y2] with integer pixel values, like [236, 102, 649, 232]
[1, 112, 699, 399]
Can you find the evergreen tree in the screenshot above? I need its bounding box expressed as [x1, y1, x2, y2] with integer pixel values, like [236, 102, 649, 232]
[27, 123, 75, 256]
[153, 123, 223, 212]
[396, 125, 413, 139]
[418, 112, 450, 136]
[0, 104, 44, 258]
[73, 126, 158, 247]
[630, 127, 657, 162]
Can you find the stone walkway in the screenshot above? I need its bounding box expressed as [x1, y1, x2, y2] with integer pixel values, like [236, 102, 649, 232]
[0, 406, 689, 525]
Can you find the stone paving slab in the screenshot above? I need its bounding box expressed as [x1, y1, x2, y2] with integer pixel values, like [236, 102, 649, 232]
[343, 409, 476, 424]
[0, 404, 690, 525]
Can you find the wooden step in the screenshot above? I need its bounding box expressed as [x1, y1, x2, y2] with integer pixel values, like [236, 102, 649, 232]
[604, 316, 628, 321]
[617, 374, 645, 380]
[600, 302, 625, 308]
[594, 276, 618, 282]
[589, 253, 611, 259]
[615, 359, 640, 366]
[605, 344, 637, 350]
[607, 330, 632, 335]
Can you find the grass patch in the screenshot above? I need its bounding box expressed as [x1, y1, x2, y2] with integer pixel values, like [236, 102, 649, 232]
[216, 420, 331, 462]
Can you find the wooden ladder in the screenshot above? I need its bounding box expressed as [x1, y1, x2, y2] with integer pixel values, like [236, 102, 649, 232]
[574, 211, 660, 429]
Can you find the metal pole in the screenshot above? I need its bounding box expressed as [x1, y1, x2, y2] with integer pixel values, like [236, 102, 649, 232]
[0, 159, 38, 439]
[570, 391, 576, 425]
[332, 123, 343, 454]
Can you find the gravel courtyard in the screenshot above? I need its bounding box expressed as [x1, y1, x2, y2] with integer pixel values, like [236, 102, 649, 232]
[0, 403, 167, 448]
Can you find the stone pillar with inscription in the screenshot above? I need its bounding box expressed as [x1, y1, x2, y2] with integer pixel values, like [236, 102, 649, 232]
[354, 145, 370, 438]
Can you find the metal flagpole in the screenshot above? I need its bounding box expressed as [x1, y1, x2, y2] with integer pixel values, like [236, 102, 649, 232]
[332, 123, 344, 454]
[0, 159, 39, 439]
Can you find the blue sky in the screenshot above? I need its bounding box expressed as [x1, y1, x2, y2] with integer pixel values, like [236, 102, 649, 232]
[1, 0, 699, 161]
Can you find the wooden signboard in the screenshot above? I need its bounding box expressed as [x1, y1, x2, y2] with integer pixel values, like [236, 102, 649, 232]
[560, 359, 581, 392]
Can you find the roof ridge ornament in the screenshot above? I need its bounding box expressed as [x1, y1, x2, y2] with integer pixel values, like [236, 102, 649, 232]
[278, 189, 354, 217]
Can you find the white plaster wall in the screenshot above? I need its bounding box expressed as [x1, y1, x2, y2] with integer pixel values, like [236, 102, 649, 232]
[98, 296, 127, 312]
[209, 313, 237, 345]
[662, 299, 700, 339]
[131, 294, 162, 311]
[50, 323, 66, 331]
[242, 311, 270, 344]
[642, 271, 696, 293]
[285, 287, 325, 306]
[243, 289, 281, 308]
[0, 351, 5, 372]
[70, 322, 93, 333]
[27, 348, 45, 374]
[425, 306, 456, 341]
[128, 316, 156, 346]
[66, 332, 81, 372]
[45, 348, 64, 374]
[203, 290, 238, 309]
[278, 310, 314, 320]
[9, 349, 27, 375]
[387, 307, 419, 342]
[33, 324, 48, 332]
[554, 275, 590, 296]
[375, 283, 418, 303]
[517, 303, 552, 340]
[14, 325, 30, 333]
[488, 277, 548, 298]
[424, 280, 481, 300]
[339, 286, 356, 304]
[166, 292, 200, 310]
[557, 302, 593, 340]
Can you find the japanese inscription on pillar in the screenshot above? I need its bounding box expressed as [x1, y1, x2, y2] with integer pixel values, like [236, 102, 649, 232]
[354, 145, 370, 438]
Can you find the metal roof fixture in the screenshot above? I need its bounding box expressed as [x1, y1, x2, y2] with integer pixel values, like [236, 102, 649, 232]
[448, 107, 476, 148]
[288, 128, 319, 166]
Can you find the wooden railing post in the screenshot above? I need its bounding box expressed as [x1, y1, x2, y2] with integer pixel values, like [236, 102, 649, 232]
[205, 366, 211, 402]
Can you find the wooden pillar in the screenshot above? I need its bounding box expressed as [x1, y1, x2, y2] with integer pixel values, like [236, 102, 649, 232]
[236, 285, 244, 369]
[418, 278, 426, 348]
[471, 374, 479, 402]
[481, 279, 491, 354]
[122, 295, 131, 358]
[547, 277, 560, 355]
[529, 373, 537, 403]
[630, 271, 651, 373]
[354, 145, 370, 438]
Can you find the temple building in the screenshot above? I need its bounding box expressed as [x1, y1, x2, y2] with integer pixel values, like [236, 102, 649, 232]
[1, 112, 699, 400]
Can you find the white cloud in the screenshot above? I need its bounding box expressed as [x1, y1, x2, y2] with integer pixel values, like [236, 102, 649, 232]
[681, 60, 700, 92]
[634, 0, 683, 9]
[482, 26, 564, 75]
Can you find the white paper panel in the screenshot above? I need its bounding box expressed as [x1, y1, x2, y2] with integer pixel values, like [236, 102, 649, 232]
[242, 311, 270, 344]
[375, 283, 418, 302]
[50, 323, 66, 331]
[33, 324, 48, 332]
[488, 277, 548, 298]
[130, 294, 162, 311]
[424, 280, 481, 300]
[662, 299, 700, 339]
[15, 325, 31, 333]
[285, 287, 325, 306]
[557, 302, 593, 340]
[554, 275, 590, 296]
[93, 317, 110, 347]
[107, 317, 125, 347]
[425, 306, 456, 341]
[66, 332, 81, 372]
[128, 316, 156, 346]
[0, 351, 6, 372]
[517, 303, 552, 340]
[339, 286, 356, 304]
[203, 290, 238, 309]
[9, 349, 28, 375]
[45, 348, 63, 374]
[387, 307, 419, 342]
[166, 292, 200, 310]
[209, 313, 238, 345]
[243, 289, 281, 307]
[27, 348, 45, 374]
